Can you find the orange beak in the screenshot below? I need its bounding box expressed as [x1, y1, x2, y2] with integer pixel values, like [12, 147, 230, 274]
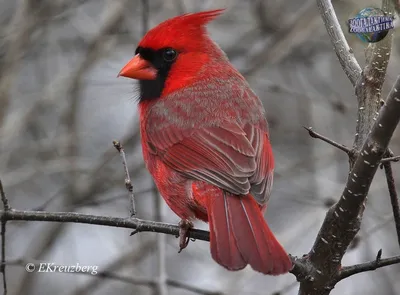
[118, 54, 157, 80]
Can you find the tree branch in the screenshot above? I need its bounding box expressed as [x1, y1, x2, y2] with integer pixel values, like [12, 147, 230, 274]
[382, 162, 400, 248]
[337, 249, 400, 281]
[381, 155, 400, 163]
[316, 0, 361, 86]
[297, 75, 400, 294]
[0, 179, 9, 295]
[353, 0, 394, 153]
[303, 126, 353, 155]
[113, 140, 136, 216]
[0, 209, 210, 242]
[304, 126, 400, 164]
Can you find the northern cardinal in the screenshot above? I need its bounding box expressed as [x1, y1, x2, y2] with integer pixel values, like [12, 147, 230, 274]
[118, 9, 291, 275]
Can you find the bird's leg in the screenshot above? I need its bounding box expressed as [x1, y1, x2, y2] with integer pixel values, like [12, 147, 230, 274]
[178, 219, 193, 253]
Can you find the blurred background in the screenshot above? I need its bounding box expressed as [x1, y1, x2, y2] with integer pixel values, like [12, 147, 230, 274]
[0, 0, 399, 294]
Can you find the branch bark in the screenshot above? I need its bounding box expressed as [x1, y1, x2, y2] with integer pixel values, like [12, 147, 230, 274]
[383, 162, 400, 248]
[316, 0, 361, 86]
[353, 0, 394, 153]
[297, 76, 400, 294]
[0, 209, 210, 242]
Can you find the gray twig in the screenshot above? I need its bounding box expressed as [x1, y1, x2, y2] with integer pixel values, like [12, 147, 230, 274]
[113, 140, 136, 217]
[0, 179, 10, 295]
[304, 126, 399, 164]
[338, 249, 400, 280]
[303, 126, 353, 155]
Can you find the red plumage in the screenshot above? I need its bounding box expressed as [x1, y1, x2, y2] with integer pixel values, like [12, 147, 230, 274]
[118, 9, 292, 275]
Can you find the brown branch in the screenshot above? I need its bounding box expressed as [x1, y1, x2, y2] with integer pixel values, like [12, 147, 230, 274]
[381, 155, 400, 163]
[113, 140, 136, 216]
[304, 126, 399, 164]
[303, 126, 353, 155]
[382, 162, 400, 248]
[297, 74, 400, 295]
[353, 0, 394, 154]
[0, 209, 210, 242]
[316, 0, 361, 86]
[337, 249, 400, 281]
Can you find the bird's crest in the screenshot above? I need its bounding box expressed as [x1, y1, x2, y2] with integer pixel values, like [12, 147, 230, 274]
[138, 9, 225, 51]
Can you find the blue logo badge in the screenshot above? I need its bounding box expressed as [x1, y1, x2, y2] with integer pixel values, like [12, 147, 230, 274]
[348, 7, 394, 43]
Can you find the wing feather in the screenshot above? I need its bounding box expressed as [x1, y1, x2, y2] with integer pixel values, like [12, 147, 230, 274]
[145, 82, 274, 203]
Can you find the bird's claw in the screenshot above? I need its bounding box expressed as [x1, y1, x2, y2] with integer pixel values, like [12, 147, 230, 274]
[177, 219, 193, 253]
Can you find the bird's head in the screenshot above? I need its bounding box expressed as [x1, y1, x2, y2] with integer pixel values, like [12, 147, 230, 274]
[118, 9, 225, 101]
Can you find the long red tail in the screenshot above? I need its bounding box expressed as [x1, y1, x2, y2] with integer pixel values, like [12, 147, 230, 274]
[207, 191, 292, 275]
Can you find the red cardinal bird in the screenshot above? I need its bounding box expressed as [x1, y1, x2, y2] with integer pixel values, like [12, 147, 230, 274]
[118, 9, 291, 275]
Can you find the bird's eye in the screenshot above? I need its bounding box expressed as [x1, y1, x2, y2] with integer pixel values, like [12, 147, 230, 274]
[163, 48, 177, 62]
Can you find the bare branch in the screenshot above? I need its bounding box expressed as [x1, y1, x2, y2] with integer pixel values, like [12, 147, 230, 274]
[166, 280, 223, 295]
[0, 219, 5, 295]
[381, 155, 400, 163]
[303, 126, 352, 155]
[297, 75, 400, 294]
[0, 179, 9, 295]
[338, 250, 400, 280]
[113, 140, 136, 216]
[0, 180, 10, 212]
[316, 0, 362, 86]
[382, 162, 400, 248]
[353, 0, 394, 153]
[304, 126, 399, 164]
[0, 209, 210, 242]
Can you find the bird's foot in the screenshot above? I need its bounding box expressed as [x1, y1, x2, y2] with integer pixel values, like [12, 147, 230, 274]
[178, 219, 193, 253]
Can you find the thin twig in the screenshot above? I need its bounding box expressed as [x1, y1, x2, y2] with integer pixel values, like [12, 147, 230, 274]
[0, 219, 6, 295]
[0, 179, 9, 295]
[113, 140, 136, 216]
[380, 155, 400, 163]
[304, 126, 399, 164]
[382, 162, 400, 248]
[338, 250, 400, 280]
[0, 181, 10, 212]
[303, 126, 352, 154]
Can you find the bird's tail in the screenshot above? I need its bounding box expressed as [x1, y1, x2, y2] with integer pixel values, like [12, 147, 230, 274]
[207, 191, 291, 275]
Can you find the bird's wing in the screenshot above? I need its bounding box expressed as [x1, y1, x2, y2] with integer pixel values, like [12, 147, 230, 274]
[146, 113, 273, 204]
[149, 120, 255, 195]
